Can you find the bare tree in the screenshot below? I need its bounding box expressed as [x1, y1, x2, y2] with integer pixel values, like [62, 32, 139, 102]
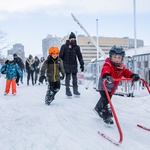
[0, 30, 8, 51]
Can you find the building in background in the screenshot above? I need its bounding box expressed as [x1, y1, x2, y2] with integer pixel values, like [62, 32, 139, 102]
[7, 43, 25, 61]
[63, 35, 144, 63]
[42, 34, 62, 58]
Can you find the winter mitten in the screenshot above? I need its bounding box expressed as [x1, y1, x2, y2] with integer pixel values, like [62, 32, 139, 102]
[106, 76, 114, 83]
[130, 74, 140, 81]
[39, 76, 45, 83]
[102, 73, 114, 83]
[80, 65, 84, 72]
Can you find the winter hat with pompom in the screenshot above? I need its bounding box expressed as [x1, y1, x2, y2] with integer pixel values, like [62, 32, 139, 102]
[69, 32, 76, 39]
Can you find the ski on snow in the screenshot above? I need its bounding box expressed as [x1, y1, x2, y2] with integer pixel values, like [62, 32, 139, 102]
[98, 131, 121, 146]
[94, 109, 120, 146]
[137, 124, 150, 131]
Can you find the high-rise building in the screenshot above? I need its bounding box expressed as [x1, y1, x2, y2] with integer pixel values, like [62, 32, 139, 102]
[7, 43, 25, 61]
[42, 34, 62, 58]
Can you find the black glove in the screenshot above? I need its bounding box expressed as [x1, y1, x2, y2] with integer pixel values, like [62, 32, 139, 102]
[106, 76, 114, 83]
[102, 74, 114, 83]
[39, 76, 46, 83]
[60, 75, 64, 80]
[1, 70, 6, 74]
[80, 65, 84, 72]
[130, 73, 140, 81]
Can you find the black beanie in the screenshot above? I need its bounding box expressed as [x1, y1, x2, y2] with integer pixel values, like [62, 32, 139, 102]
[29, 54, 33, 59]
[13, 53, 17, 57]
[69, 32, 76, 39]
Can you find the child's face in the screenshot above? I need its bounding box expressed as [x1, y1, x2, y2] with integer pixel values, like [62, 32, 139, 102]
[51, 53, 59, 59]
[111, 54, 122, 64]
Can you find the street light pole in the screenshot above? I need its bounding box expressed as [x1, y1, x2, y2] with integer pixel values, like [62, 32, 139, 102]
[71, 13, 107, 59]
[133, 0, 138, 89]
[75, 31, 78, 44]
[96, 19, 99, 60]
[133, 0, 137, 55]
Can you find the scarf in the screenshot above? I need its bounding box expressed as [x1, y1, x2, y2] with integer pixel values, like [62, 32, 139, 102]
[27, 58, 34, 67]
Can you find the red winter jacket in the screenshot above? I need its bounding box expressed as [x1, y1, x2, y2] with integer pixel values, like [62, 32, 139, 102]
[98, 58, 133, 95]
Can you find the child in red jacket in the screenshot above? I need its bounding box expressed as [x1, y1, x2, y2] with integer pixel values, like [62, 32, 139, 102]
[94, 45, 140, 125]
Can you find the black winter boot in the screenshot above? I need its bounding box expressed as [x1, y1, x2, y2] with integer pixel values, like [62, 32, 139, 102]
[51, 92, 56, 101]
[101, 105, 114, 125]
[45, 95, 53, 105]
[73, 86, 80, 95]
[52, 89, 59, 100]
[94, 99, 104, 118]
[66, 87, 72, 96]
[32, 81, 34, 85]
[45, 86, 53, 105]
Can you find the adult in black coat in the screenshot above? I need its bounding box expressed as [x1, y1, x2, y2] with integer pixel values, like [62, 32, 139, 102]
[25, 54, 35, 85]
[13, 53, 25, 85]
[34, 56, 40, 84]
[59, 32, 84, 96]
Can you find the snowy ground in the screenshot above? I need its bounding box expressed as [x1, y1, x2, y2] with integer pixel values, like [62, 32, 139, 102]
[0, 75, 150, 150]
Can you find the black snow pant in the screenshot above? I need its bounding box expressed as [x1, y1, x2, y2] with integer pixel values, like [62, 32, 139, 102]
[16, 71, 20, 84]
[95, 91, 112, 111]
[65, 73, 78, 94]
[34, 72, 39, 84]
[45, 81, 60, 103]
[27, 70, 34, 85]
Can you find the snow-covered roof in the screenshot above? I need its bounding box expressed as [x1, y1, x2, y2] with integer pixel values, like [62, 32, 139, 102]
[125, 45, 150, 57]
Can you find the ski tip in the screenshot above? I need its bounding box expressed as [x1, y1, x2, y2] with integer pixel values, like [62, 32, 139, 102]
[137, 124, 150, 131]
[97, 131, 121, 146]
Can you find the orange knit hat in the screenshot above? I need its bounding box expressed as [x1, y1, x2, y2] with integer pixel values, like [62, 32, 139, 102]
[48, 46, 60, 55]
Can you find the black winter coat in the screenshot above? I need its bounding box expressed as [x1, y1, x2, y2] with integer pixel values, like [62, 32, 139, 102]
[40, 56, 65, 82]
[59, 40, 84, 73]
[34, 59, 40, 73]
[14, 57, 25, 71]
[25, 58, 35, 73]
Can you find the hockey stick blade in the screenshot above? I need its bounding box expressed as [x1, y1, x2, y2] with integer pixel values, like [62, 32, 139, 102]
[98, 131, 121, 146]
[137, 124, 150, 131]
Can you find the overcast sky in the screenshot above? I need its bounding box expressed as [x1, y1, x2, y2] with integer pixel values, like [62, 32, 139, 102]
[0, 0, 150, 57]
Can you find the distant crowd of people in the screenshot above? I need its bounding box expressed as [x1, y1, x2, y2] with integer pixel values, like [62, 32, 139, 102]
[0, 53, 48, 94]
[25, 54, 47, 86]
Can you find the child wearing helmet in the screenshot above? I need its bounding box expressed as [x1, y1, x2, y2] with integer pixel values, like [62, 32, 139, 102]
[0, 55, 22, 95]
[39, 46, 65, 105]
[94, 45, 140, 125]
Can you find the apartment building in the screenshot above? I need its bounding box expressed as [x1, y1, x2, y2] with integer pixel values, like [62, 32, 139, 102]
[75, 36, 143, 62]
